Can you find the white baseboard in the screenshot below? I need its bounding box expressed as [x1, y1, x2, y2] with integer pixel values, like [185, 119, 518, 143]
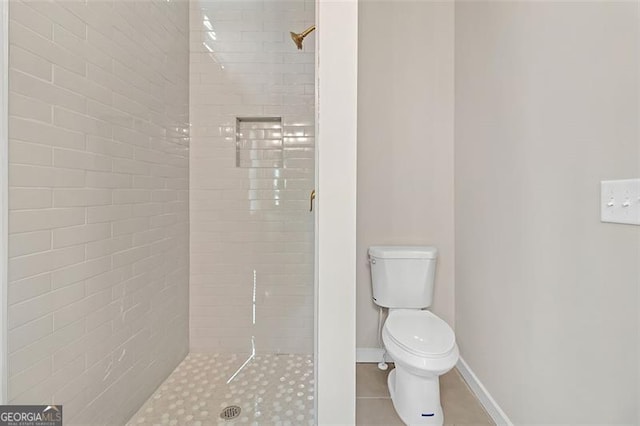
[356, 347, 394, 363]
[456, 357, 513, 426]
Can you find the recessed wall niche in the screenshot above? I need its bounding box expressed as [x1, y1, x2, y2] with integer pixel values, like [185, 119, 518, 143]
[236, 117, 283, 168]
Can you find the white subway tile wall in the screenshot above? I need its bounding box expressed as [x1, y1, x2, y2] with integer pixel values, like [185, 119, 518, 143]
[7, 0, 190, 424]
[189, 0, 315, 354]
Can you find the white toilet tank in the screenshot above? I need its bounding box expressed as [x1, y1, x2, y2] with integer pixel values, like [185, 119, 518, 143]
[369, 246, 438, 309]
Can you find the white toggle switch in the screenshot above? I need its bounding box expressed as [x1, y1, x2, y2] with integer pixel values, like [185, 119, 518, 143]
[601, 179, 640, 225]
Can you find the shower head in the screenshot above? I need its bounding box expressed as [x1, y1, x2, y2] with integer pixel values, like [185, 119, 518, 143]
[290, 25, 316, 50]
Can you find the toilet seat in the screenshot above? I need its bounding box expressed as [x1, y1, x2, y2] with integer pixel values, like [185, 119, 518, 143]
[385, 310, 455, 358]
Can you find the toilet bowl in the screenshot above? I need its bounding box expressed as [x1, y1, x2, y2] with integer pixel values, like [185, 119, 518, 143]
[382, 309, 459, 425]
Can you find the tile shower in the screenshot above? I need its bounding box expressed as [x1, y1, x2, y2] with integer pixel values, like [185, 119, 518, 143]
[5, 0, 315, 424]
[189, 0, 316, 355]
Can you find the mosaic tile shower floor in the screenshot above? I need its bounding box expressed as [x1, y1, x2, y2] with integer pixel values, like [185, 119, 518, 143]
[128, 353, 315, 426]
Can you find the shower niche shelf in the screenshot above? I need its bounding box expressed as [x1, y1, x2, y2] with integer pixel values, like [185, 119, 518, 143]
[236, 117, 283, 168]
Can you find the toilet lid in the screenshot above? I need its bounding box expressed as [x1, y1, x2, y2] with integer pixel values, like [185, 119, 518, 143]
[385, 310, 456, 357]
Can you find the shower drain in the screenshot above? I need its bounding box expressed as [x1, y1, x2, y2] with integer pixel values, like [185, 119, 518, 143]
[220, 405, 241, 420]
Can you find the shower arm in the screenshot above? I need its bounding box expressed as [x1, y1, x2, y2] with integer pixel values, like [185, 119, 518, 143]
[290, 25, 316, 50]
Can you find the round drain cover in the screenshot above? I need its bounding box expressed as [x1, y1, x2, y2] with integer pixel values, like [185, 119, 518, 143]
[220, 405, 241, 420]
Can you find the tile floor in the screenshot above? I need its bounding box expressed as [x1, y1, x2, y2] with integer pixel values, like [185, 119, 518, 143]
[356, 363, 494, 425]
[128, 355, 491, 426]
[128, 353, 314, 426]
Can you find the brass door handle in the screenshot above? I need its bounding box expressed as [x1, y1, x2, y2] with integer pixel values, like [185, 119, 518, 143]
[309, 190, 316, 212]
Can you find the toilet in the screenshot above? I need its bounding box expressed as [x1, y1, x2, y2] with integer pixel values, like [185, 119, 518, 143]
[369, 246, 459, 426]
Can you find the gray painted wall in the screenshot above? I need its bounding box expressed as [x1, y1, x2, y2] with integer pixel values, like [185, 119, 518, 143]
[455, 2, 639, 423]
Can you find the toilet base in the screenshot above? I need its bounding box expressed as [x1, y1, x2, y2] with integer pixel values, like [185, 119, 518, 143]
[388, 366, 444, 425]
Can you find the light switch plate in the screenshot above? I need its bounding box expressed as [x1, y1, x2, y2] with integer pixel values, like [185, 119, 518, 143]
[601, 179, 640, 225]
